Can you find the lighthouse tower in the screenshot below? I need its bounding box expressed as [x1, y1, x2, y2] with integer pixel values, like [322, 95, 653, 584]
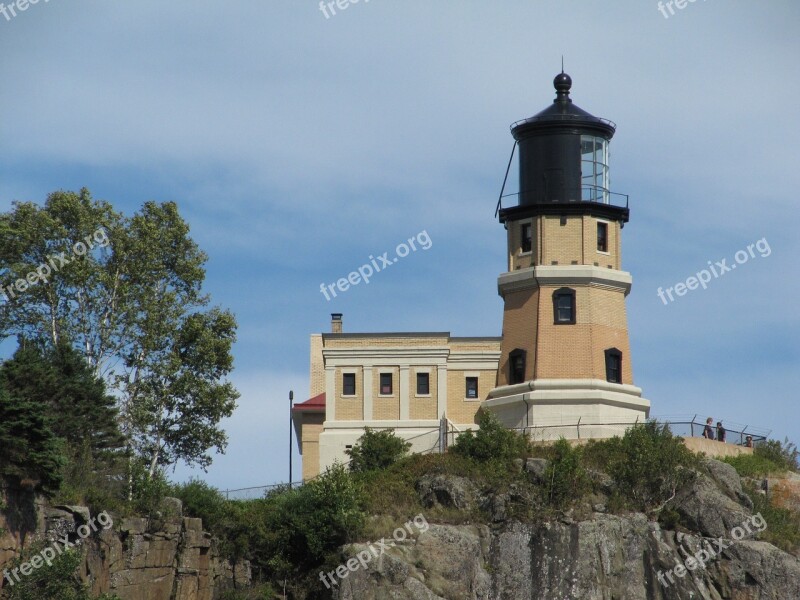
[484, 72, 650, 440]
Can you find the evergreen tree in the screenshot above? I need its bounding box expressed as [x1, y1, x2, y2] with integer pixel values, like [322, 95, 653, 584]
[0, 339, 124, 455]
[0, 385, 63, 493]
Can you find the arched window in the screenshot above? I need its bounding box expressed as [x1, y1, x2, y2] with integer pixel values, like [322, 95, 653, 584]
[552, 288, 576, 325]
[509, 349, 526, 384]
[605, 348, 622, 383]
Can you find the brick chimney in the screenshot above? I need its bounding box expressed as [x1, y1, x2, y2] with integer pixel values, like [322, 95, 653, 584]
[331, 313, 343, 333]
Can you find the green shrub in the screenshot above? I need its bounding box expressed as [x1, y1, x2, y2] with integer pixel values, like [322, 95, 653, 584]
[755, 439, 799, 472]
[346, 428, 411, 473]
[542, 438, 589, 509]
[2, 544, 119, 600]
[171, 478, 228, 530]
[129, 458, 171, 516]
[230, 463, 365, 582]
[745, 484, 800, 554]
[451, 410, 530, 463]
[598, 421, 697, 512]
[723, 439, 798, 478]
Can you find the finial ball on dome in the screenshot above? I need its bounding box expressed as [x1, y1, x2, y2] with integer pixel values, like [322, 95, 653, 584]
[553, 72, 572, 93]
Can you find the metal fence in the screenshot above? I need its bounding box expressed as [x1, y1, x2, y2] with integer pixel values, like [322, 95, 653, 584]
[221, 415, 769, 500]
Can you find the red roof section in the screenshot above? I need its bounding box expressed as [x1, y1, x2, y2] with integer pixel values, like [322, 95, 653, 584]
[293, 392, 326, 412]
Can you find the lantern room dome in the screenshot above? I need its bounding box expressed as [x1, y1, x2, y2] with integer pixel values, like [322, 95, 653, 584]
[511, 72, 616, 140]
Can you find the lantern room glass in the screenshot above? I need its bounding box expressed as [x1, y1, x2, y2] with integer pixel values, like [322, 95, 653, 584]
[580, 135, 610, 203]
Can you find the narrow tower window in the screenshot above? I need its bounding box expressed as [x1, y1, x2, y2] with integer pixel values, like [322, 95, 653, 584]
[552, 288, 576, 324]
[605, 348, 622, 383]
[597, 222, 608, 253]
[509, 349, 527, 384]
[521, 223, 532, 253]
[342, 373, 356, 396]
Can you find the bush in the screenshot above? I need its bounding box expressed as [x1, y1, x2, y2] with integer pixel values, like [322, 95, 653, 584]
[745, 484, 800, 554]
[1, 544, 119, 600]
[756, 439, 799, 472]
[596, 421, 696, 512]
[129, 458, 172, 517]
[171, 478, 228, 530]
[346, 428, 411, 473]
[231, 463, 365, 582]
[542, 438, 589, 509]
[724, 439, 799, 478]
[451, 410, 530, 463]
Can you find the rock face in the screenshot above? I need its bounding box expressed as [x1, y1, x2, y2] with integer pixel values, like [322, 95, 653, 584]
[333, 460, 800, 600]
[0, 493, 250, 600]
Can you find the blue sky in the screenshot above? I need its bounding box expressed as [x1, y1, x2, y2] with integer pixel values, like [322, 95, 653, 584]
[1, 1, 798, 490]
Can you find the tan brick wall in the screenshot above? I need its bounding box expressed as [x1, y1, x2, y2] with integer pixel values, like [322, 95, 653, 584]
[325, 336, 449, 349]
[541, 215, 582, 266]
[410, 367, 437, 420]
[509, 218, 535, 271]
[309, 334, 325, 397]
[582, 216, 620, 269]
[372, 366, 399, 420]
[300, 412, 324, 481]
[446, 370, 494, 425]
[449, 341, 502, 353]
[505, 215, 623, 271]
[497, 288, 540, 386]
[335, 367, 363, 420]
[536, 285, 632, 383]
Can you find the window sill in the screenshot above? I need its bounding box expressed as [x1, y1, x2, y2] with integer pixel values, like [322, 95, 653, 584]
[415, 394, 432, 398]
[341, 394, 357, 399]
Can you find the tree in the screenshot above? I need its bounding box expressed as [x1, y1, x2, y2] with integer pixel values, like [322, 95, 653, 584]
[0, 385, 63, 493]
[345, 428, 411, 473]
[0, 338, 124, 454]
[0, 189, 239, 477]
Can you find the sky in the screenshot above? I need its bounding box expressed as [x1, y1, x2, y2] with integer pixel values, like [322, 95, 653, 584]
[1, 0, 798, 491]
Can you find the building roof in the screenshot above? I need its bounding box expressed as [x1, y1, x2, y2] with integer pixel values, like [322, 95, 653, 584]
[293, 392, 326, 412]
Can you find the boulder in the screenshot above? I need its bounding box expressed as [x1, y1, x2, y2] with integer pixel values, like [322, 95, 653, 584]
[416, 474, 479, 510]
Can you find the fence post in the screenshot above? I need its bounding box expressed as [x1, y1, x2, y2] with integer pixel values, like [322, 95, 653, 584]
[690, 414, 697, 437]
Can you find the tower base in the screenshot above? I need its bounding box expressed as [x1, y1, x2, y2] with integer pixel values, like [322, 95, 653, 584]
[483, 379, 650, 441]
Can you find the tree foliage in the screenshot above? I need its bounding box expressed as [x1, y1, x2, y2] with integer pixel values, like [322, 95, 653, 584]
[0, 385, 63, 493]
[451, 410, 530, 462]
[543, 438, 589, 509]
[594, 421, 697, 512]
[345, 427, 411, 473]
[0, 189, 239, 476]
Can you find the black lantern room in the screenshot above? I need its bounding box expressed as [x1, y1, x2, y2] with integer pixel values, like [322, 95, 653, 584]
[499, 72, 628, 225]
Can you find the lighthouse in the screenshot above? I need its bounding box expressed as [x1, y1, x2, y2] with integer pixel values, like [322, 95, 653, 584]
[484, 72, 650, 440]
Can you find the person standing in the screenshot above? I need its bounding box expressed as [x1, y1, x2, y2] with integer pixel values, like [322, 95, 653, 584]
[703, 417, 715, 440]
[716, 421, 726, 443]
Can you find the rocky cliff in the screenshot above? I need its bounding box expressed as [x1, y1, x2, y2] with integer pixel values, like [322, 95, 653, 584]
[333, 459, 800, 599]
[0, 488, 250, 600]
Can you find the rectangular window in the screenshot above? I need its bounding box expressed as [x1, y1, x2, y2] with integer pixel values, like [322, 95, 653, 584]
[465, 376, 478, 399]
[597, 222, 608, 253]
[416, 372, 430, 395]
[380, 373, 393, 395]
[554, 289, 576, 324]
[342, 373, 356, 396]
[509, 349, 526, 385]
[605, 350, 622, 384]
[521, 223, 532, 253]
